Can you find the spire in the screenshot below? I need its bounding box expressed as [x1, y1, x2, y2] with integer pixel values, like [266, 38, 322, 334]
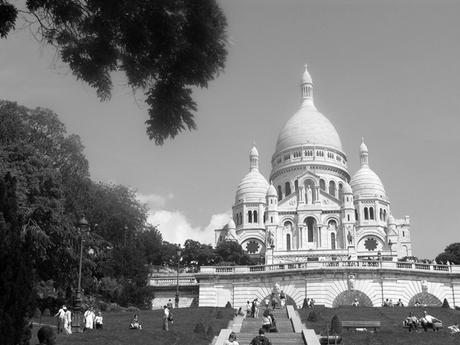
[301, 63, 314, 106]
[250, 142, 259, 172]
[359, 138, 369, 168]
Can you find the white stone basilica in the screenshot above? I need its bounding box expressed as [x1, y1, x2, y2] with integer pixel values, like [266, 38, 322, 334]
[215, 65, 412, 263]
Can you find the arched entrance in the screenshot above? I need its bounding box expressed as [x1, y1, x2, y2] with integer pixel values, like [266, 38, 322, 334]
[408, 293, 442, 307]
[332, 290, 373, 307]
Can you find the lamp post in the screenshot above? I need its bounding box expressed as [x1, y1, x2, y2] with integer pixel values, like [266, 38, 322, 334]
[377, 250, 382, 267]
[175, 246, 182, 309]
[72, 216, 89, 333]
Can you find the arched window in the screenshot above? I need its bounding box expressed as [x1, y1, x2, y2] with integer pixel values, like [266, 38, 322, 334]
[338, 183, 343, 199]
[320, 179, 326, 191]
[294, 180, 299, 191]
[331, 233, 336, 249]
[383, 209, 387, 221]
[305, 217, 315, 242]
[253, 210, 258, 223]
[277, 185, 282, 200]
[370, 207, 374, 220]
[364, 207, 369, 220]
[347, 215, 350, 221]
[285, 182, 291, 196]
[286, 234, 291, 251]
[248, 211, 252, 223]
[379, 208, 383, 220]
[329, 180, 336, 196]
[355, 209, 358, 221]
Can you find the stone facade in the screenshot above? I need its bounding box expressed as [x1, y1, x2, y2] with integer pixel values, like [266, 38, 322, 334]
[215, 65, 412, 263]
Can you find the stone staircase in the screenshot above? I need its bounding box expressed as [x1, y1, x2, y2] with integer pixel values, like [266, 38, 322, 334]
[234, 307, 305, 345]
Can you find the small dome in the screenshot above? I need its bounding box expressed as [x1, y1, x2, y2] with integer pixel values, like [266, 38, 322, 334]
[267, 182, 277, 197]
[235, 144, 269, 203]
[350, 167, 386, 197]
[235, 171, 269, 203]
[342, 182, 352, 194]
[388, 214, 396, 225]
[228, 217, 236, 229]
[301, 64, 313, 84]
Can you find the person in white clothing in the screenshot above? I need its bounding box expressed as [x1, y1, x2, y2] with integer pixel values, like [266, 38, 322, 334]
[84, 307, 96, 331]
[63, 306, 72, 334]
[54, 305, 66, 334]
[419, 310, 442, 332]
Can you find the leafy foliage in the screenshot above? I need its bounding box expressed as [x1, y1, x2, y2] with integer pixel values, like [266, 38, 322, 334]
[1, 0, 228, 145]
[436, 243, 460, 264]
[214, 241, 256, 266]
[330, 314, 342, 335]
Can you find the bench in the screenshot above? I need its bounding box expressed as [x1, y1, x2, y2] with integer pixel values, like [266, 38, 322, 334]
[342, 321, 381, 331]
[402, 321, 443, 332]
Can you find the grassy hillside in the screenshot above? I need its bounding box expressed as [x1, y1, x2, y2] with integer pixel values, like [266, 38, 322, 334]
[31, 307, 235, 345]
[299, 306, 460, 345]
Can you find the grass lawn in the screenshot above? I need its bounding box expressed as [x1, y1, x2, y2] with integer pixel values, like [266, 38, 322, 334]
[31, 307, 235, 345]
[299, 305, 460, 345]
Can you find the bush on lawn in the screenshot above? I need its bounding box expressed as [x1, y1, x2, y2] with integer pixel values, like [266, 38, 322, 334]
[193, 322, 206, 334]
[43, 308, 50, 316]
[34, 308, 42, 318]
[307, 311, 318, 322]
[442, 298, 450, 308]
[302, 298, 309, 309]
[216, 310, 223, 319]
[207, 326, 214, 336]
[330, 315, 342, 335]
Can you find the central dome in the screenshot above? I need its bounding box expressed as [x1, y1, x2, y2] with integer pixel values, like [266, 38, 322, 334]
[274, 65, 342, 155]
[275, 103, 342, 153]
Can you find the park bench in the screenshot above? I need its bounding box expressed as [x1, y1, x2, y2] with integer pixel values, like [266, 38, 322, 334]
[342, 320, 381, 331]
[402, 321, 443, 331]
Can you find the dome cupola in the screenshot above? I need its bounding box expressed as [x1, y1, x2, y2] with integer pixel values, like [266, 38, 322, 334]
[350, 139, 386, 198]
[235, 144, 269, 204]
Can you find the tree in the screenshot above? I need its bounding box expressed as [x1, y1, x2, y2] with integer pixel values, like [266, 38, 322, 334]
[0, 0, 228, 145]
[436, 243, 460, 265]
[182, 239, 216, 271]
[214, 241, 255, 266]
[137, 225, 163, 265]
[0, 172, 36, 345]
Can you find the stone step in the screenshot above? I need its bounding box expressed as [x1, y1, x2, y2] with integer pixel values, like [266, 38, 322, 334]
[236, 332, 305, 345]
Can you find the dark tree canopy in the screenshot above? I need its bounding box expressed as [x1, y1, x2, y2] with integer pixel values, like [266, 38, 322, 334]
[436, 242, 460, 265]
[0, 0, 228, 145]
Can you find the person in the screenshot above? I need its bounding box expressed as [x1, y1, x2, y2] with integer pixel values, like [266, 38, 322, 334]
[54, 305, 66, 334]
[396, 298, 404, 307]
[37, 326, 57, 345]
[163, 305, 170, 331]
[224, 331, 239, 345]
[264, 297, 270, 310]
[130, 314, 142, 330]
[235, 307, 245, 316]
[388, 299, 394, 307]
[280, 290, 286, 310]
[268, 311, 277, 332]
[419, 310, 442, 332]
[404, 312, 419, 332]
[309, 298, 315, 308]
[250, 328, 272, 345]
[84, 306, 95, 331]
[415, 298, 422, 307]
[270, 292, 277, 310]
[448, 323, 460, 334]
[352, 298, 359, 307]
[383, 299, 389, 307]
[63, 306, 72, 334]
[253, 298, 260, 318]
[262, 310, 272, 332]
[167, 299, 173, 309]
[95, 311, 103, 330]
[246, 301, 252, 317]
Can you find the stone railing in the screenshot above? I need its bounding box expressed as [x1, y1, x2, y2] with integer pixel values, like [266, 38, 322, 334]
[149, 277, 198, 286]
[198, 261, 460, 275]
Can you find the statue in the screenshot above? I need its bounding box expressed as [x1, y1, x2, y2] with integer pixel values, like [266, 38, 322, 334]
[421, 280, 428, 293]
[267, 229, 274, 247]
[306, 185, 313, 204]
[347, 230, 353, 245]
[348, 274, 355, 291]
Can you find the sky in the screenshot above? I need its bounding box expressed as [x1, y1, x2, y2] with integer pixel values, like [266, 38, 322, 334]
[1, 0, 459, 259]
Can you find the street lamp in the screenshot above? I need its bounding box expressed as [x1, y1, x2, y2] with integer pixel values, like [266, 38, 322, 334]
[175, 246, 182, 309]
[72, 216, 89, 333]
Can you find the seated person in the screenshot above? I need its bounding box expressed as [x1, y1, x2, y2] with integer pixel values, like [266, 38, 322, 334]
[396, 299, 404, 307]
[388, 299, 394, 307]
[448, 323, 460, 334]
[404, 312, 419, 332]
[414, 299, 422, 307]
[352, 299, 359, 307]
[419, 311, 441, 332]
[129, 314, 142, 330]
[235, 307, 245, 317]
[382, 299, 389, 307]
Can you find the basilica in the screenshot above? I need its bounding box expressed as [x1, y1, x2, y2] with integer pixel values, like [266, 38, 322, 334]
[215, 65, 412, 263]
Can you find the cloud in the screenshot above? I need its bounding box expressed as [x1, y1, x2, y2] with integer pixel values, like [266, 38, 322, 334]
[137, 192, 173, 209]
[146, 209, 231, 247]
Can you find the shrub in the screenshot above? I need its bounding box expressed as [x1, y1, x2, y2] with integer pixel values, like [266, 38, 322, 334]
[193, 322, 206, 334]
[207, 326, 214, 336]
[42, 308, 50, 316]
[330, 315, 342, 335]
[442, 298, 450, 308]
[307, 311, 318, 322]
[126, 306, 140, 312]
[34, 308, 42, 318]
[225, 301, 232, 308]
[97, 300, 109, 312]
[107, 303, 123, 312]
[216, 310, 223, 319]
[191, 297, 198, 307]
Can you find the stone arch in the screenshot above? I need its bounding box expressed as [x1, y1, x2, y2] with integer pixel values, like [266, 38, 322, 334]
[332, 290, 373, 307]
[261, 293, 296, 309]
[408, 292, 442, 307]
